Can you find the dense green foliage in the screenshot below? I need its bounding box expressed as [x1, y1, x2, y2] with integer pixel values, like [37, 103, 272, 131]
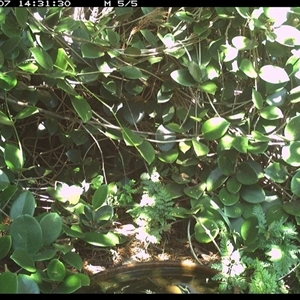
[0, 6, 300, 293]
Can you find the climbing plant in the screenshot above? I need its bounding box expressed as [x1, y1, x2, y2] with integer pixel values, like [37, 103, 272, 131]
[0, 6, 300, 293]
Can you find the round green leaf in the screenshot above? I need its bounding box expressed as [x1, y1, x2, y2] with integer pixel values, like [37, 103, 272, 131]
[10, 215, 42, 254]
[192, 138, 209, 157]
[120, 66, 143, 79]
[55, 274, 82, 294]
[171, 173, 192, 184]
[10, 191, 36, 220]
[0, 72, 17, 91]
[274, 25, 300, 47]
[264, 162, 288, 183]
[188, 61, 202, 83]
[232, 136, 248, 153]
[10, 249, 36, 272]
[220, 44, 238, 62]
[71, 95, 92, 123]
[284, 115, 300, 141]
[266, 88, 287, 107]
[282, 141, 300, 167]
[260, 106, 283, 120]
[206, 167, 228, 192]
[47, 259, 66, 282]
[83, 232, 120, 247]
[219, 187, 239, 206]
[226, 176, 242, 194]
[122, 102, 145, 125]
[170, 69, 197, 87]
[81, 43, 104, 58]
[0, 272, 18, 293]
[122, 127, 143, 146]
[0, 169, 9, 191]
[291, 171, 300, 197]
[224, 202, 243, 218]
[158, 149, 179, 163]
[236, 162, 258, 185]
[137, 141, 155, 165]
[266, 204, 288, 225]
[240, 184, 266, 203]
[194, 218, 219, 243]
[232, 36, 258, 50]
[4, 143, 24, 171]
[241, 217, 259, 244]
[217, 154, 234, 175]
[17, 274, 40, 294]
[240, 59, 257, 78]
[183, 183, 206, 199]
[155, 125, 176, 152]
[252, 89, 264, 109]
[198, 80, 218, 94]
[259, 65, 289, 84]
[283, 201, 300, 217]
[201, 117, 230, 141]
[0, 235, 11, 260]
[63, 252, 83, 271]
[40, 213, 63, 245]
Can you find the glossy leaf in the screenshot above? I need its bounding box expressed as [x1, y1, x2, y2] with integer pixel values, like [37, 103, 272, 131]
[10, 215, 42, 254]
[282, 141, 300, 167]
[30, 47, 53, 70]
[0, 272, 18, 293]
[240, 59, 257, 78]
[291, 171, 300, 197]
[226, 176, 242, 194]
[10, 191, 36, 220]
[206, 167, 228, 192]
[224, 203, 243, 218]
[137, 140, 155, 165]
[62, 252, 83, 271]
[170, 69, 197, 87]
[14, 107, 39, 120]
[260, 106, 283, 120]
[192, 138, 209, 157]
[40, 213, 62, 245]
[265, 162, 288, 183]
[252, 89, 264, 109]
[47, 259, 66, 282]
[232, 36, 258, 50]
[266, 89, 287, 107]
[201, 117, 230, 141]
[10, 249, 36, 272]
[17, 274, 40, 294]
[54, 17, 79, 32]
[240, 184, 266, 203]
[194, 218, 219, 243]
[188, 61, 202, 83]
[0, 235, 11, 260]
[55, 274, 82, 294]
[70, 95, 92, 123]
[158, 149, 179, 163]
[284, 115, 300, 141]
[219, 187, 239, 206]
[0, 110, 14, 126]
[120, 66, 143, 79]
[92, 185, 108, 210]
[217, 154, 234, 176]
[81, 43, 104, 58]
[0, 72, 17, 91]
[0, 170, 10, 191]
[155, 125, 176, 152]
[15, 7, 28, 28]
[183, 183, 206, 200]
[83, 232, 120, 247]
[198, 81, 218, 94]
[274, 25, 300, 47]
[236, 162, 259, 185]
[259, 65, 289, 84]
[122, 127, 143, 146]
[283, 201, 300, 217]
[241, 217, 259, 244]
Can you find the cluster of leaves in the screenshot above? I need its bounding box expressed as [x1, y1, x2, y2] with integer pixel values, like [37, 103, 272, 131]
[212, 206, 300, 294]
[1, 6, 300, 293]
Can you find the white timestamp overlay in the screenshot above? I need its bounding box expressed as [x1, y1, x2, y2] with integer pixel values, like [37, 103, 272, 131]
[0, 0, 139, 6]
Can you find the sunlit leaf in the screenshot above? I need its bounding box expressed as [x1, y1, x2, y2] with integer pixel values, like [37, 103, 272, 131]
[274, 25, 300, 47]
[70, 95, 92, 123]
[232, 36, 258, 50]
[120, 66, 143, 79]
[4, 143, 24, 171]
[201, 117, 230, 140]
[30, 47, 53, 70]
[170, 69, 197, 87]
[259, 65, 289, 84]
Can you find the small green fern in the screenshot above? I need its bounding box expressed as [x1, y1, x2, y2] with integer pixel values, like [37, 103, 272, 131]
[212, 206, 300, 294]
